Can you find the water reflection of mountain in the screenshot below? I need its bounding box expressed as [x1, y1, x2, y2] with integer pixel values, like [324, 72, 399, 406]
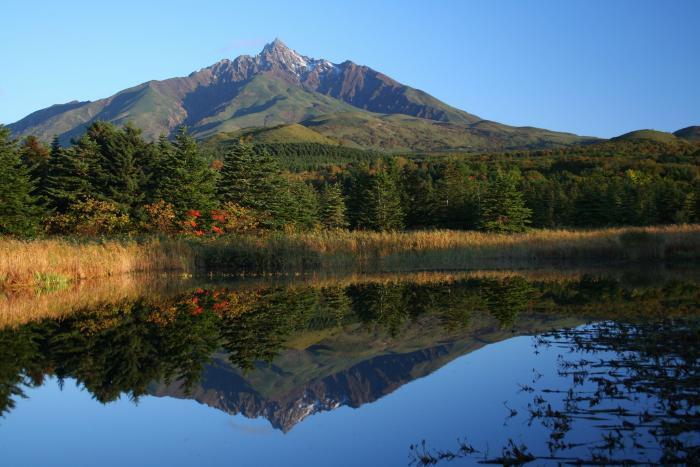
[151, 311, 583, 432]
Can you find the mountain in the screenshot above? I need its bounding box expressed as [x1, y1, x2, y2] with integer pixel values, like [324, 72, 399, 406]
[674, 125, 700, 141]
[611, 129, 680, 144]
[7, 39, 591, 150]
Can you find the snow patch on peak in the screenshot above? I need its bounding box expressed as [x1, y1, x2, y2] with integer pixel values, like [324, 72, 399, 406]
[258, 39, 339, 78]
[260, 40, 308, 71]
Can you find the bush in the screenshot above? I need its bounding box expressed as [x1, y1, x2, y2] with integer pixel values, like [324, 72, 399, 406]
[141, 200, 177, 234]
[211, 202, 261, 235]
[45, 198, 131, 236]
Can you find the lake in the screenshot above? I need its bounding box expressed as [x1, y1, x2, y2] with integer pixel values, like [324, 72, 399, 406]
[0, 267, 698, 466]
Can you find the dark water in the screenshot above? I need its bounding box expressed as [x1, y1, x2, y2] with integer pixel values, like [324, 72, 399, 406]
[0, 270, 698, 466]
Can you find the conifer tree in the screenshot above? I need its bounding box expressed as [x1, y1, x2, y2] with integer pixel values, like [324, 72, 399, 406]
[675, 191, 697, 223]
[87, 122, 149, 212]
[217, 142, 255, 206]
[356, 168, 404, 231]
[403, 167, 436, 229]
[44, 136, 96, 212]
[0, 126, 42, 236]
[19, 136, 51, 200]
[217, 142, 290, 229]
[287, 180, 320, 230]
[345, 165, 373, 229]
[319, 183, 349, 230]
[432, 161, 477, 229]
[479, 170, 531, 232]
[152, 127, 216, 217]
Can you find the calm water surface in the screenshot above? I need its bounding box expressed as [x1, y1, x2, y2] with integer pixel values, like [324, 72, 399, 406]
[0, 269, 698, 465]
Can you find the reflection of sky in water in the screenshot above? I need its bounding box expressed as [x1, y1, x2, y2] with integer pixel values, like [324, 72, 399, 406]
[0, 333, 643, 467]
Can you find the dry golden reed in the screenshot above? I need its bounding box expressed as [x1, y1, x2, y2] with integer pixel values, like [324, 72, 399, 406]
[0, 237, 194, 290]
[1, 225, 699, 291]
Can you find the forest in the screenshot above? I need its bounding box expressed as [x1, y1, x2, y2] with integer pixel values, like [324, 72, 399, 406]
[1, 121, 699, 238]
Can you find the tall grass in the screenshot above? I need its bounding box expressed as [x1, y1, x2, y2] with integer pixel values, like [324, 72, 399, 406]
[195, 224, 700, 272]
[1, 225, 699, 291]
[0, 237, 194, 290]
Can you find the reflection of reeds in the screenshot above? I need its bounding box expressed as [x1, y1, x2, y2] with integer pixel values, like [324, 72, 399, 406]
[3, 264, 697, 330]
[2, 225, 699, 291]
[0, 270, 555, 328]
[0, 274, 192, 329]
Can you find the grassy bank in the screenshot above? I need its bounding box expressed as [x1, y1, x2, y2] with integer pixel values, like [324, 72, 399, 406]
[1, 225, 699, 291]
[0, 238, 194, 290]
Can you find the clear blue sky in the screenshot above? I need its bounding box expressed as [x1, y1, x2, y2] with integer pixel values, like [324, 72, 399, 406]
[1, 0, 698, 137]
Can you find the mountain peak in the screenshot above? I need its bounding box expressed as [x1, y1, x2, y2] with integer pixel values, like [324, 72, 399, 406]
[263, 38, 290, 52]
[259, 38, 308, 71]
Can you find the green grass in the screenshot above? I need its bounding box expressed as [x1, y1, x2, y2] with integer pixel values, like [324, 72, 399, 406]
[33, 272, 71, 293]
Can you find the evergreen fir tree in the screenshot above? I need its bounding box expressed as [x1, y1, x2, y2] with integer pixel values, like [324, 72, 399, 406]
[152, 127, 216, 217]
[44, 136, 96, 212]
[19, 136, 51, 200]
[403, 167, 436, 229]
[521, 174, 571, 229]
[287, 180, 320, 230]
[356, 168, 404, 231]
[0, 126, 43, 236]
[319, 183, 349, 229]
[87, 122, 149, 212]
[479, 170, 531, 232]
[217, 142, 256, 206]
[432, 161, 477, 229]
[217, 142, 291, 229]
[674, 192, 697, 223]
[345, 165, 373, 229]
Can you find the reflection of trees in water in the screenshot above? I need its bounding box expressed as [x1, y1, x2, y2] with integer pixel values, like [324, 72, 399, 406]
[480, 276, 534, 329]
[1, 275, 699, 427]
[409, 319, 700, 465]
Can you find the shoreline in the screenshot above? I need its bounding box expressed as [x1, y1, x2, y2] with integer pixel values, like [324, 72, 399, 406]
[1, 225, 699, 292]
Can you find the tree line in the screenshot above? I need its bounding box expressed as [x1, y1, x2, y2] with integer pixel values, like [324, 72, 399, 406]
[1, 122, 698, 237]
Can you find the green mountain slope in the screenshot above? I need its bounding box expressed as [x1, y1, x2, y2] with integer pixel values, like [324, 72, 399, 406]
[674, 125, 700, 141]
[302, 111, 591, 152]
[205, 122, 338, 146]
[611, 129, 679, 143]
[188, 75, 357, 139]
[8, 81, 190, 144]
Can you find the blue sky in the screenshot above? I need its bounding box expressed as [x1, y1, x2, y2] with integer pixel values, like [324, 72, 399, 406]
[1, 0, 698, 137]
